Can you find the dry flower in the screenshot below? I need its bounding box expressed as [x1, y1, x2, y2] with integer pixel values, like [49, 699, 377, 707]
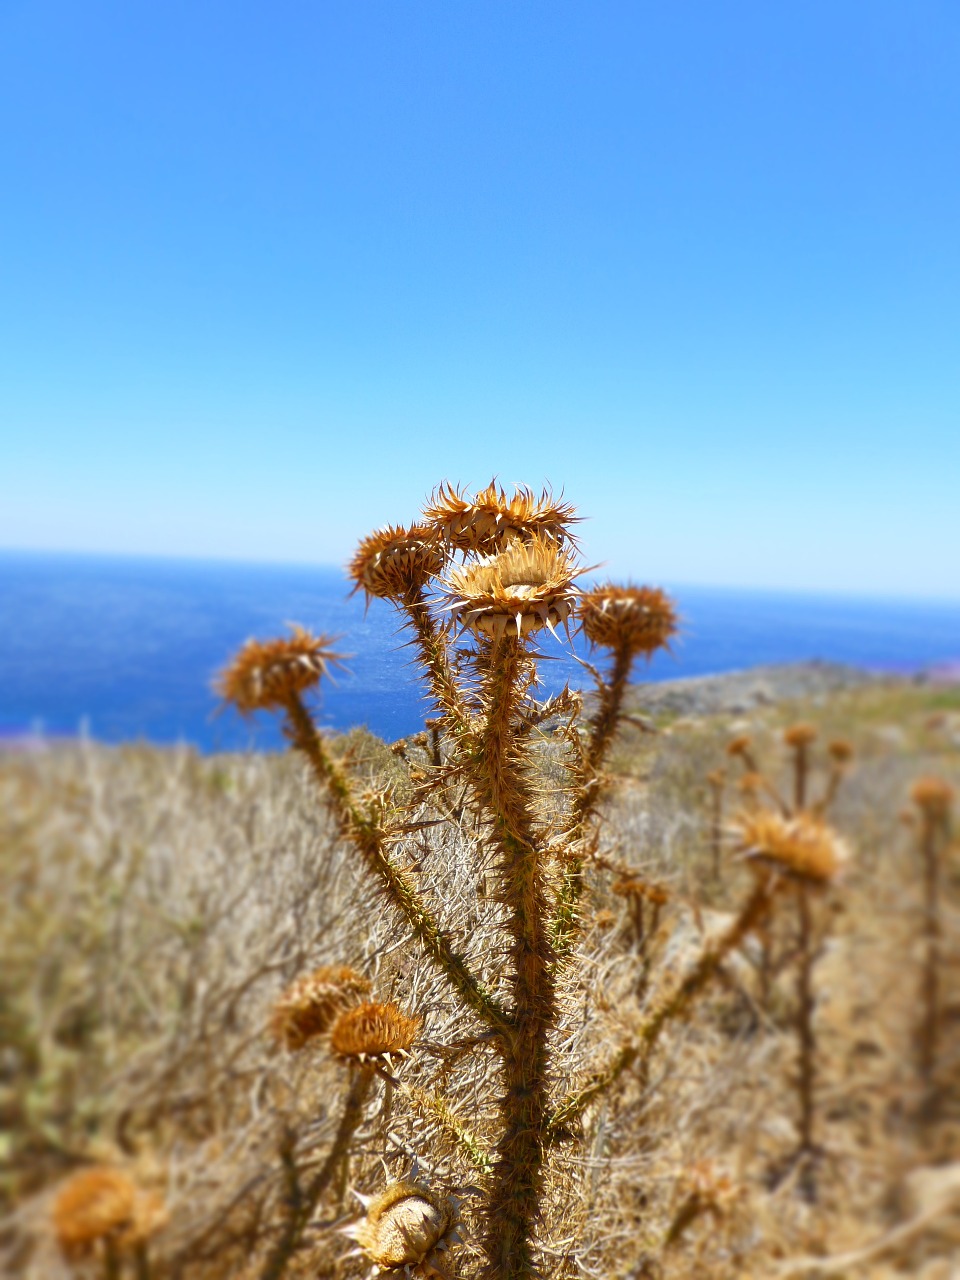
[53, 1167, 166, 1259]
[910, 776, 955, 821]
[349, 524, 446, 602]
[784, 722, 818, 748]
[423, 480, 577, 555]
[271, 965, 372, 1051]
[827, 738, 855, 764]
[440, 535, 579, 638]
[330, 1001, 423, 1067]
[733, 809, 847, 885]
[578, 584, 678, 656]
[347, 1181, 461, 1276]
[218, 626, 346, 714]
[726, 735, 752, 759]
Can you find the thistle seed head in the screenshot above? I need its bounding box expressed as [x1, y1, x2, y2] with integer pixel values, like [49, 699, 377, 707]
[726, 735, 752, 759]
[910, 775, 954, 820]
[578, 584, 677, 656]
[347, 1181, 460, 1275]
[348, 524, 446, 602]
[330, 1001, 422, 1067]
[218, 627, 346, 713]
[270, 965, 372, 1051]
[440, 535, 580, 639]
[827, 738, 855, 764]
[733, 809, 847, 885]
[784, 722, 818, 748]
[423, 480, 578, 555]
[53, 1168, 166, 1259]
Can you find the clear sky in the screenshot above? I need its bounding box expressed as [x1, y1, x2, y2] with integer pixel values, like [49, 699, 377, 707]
[2, 1, 958, 598]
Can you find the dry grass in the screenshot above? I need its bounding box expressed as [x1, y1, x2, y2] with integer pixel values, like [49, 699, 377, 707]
[2, 680, 959, 1278]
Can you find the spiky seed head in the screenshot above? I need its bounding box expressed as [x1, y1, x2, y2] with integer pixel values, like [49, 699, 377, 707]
[594, 908, 617, 930]
[423, 480, 578, 555]
[578, 583, 678, 656]
[706, 768, 726, 789]
[783, 722, 818, 748]
[733, 809, 847, 885]
[348, 524, 446, 602]
[218, 626, 346, 714]
[270, 966, 372, 1051]
[53, 1168, 166, 1259]
[612, 877, 669, 906]
[828, 738, 855, 764]
[330, 1001, 422, 1067]
[440, 535, 580, 639]
[726, 735, 752, 759]
[910, 776, 954, 820]
[347, 1182, 459, 1274]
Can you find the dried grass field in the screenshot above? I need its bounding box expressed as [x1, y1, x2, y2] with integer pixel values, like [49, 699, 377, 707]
[2, 671, 958, 1279]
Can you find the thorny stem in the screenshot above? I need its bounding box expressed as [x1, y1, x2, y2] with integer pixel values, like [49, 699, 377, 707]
[548, 877, 773, 1138]
[795, 884, 817, 1200]
[399, 1082, 493, 1174]
[472, 637, 557, 1280]
[401, 586, 471, 739]
[284, 693, 510, 1035]
[259, 1066, 374, 1280]
[552, 643, 636, 954]
[918, 812, 943, 1097]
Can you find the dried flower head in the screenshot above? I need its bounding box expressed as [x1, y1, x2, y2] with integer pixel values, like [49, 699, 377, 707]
[218, 626, 346, 714]
[828, 738, 855, 764]
[593, 908, 617, 930]
[910, 776, 955, 821]
[578, 584, 678, 656]
[706, 768, 726, 789]
[423, 480, 578, 555]
[733, 809, 847, 885]
[349, 524, 446, 602]
[440, 535, 579, 639]
[271, 966, 372, 1051]
[738, 771, 764, 796]
[347, 1181, 460, 1276]
[330, 1001, 423, 1067]
[53, 1167, 166, 1259]
[612, 877, 669, 906]
[678, 1159, 739, 1213]
[784, 722, 818, 748]
[726, 735, 752, 759]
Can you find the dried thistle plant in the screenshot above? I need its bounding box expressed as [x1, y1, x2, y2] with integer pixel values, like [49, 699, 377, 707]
[213, 481, 787, 1279]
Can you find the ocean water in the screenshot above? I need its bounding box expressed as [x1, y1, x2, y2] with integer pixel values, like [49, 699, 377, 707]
[2, 550, 958, 752]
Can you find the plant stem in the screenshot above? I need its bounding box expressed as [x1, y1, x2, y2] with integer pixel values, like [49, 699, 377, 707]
[918, 812, 942, 1094]
[795, 884, 817, 1198]
[474, 638, 557, 1280]
[284, 693, 510, 1034]
[259, 1067, 374, 1280]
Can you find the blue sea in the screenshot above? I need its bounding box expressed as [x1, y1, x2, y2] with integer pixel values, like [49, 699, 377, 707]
[2, 550, 958, 752]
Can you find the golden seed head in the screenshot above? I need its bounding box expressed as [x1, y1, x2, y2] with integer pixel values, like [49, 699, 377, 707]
[726, 735, 752, 758]
[423, 479, 578, 555]
[612, 877, 669, 905]
[218, 626, 346, 714]
[440, 534, 580, 638]
[349, 1182, 459, 1273]
[270, 966, 372, 1051]
[53, 1168, 166, 1259]
[706, 768, 726, 788]
[732, 809, 848, 885]
[593, 908, 617, 930]
[783, 722, 818, 748]
[910, 776, 955, 819]
[348, 523, 446, 602]
[827, 738, 855, 764]
[330, 1001, 422, 1066]
[578, 583, 678, 656]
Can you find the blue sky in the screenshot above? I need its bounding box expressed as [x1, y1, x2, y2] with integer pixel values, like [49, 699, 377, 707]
[2, 1, 959, 597]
